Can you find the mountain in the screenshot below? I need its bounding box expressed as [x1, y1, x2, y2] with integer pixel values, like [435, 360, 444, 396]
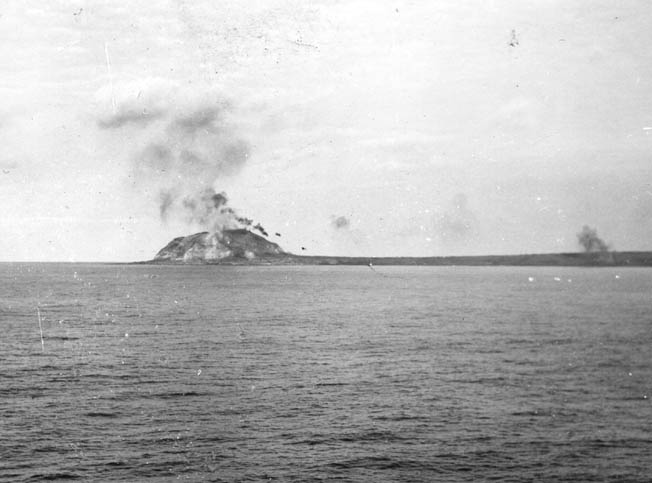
[153, 229, 285, 263]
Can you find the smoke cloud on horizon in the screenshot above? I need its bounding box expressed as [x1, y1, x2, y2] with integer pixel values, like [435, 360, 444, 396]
[577, 225, 610, 252]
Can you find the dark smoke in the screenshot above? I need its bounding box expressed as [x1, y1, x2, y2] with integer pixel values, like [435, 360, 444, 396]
[137, 104, 250, 230]
[332, 215, 350, 229]
[211, 192, 228, 209]
[577, 225, 610, 252]
[254, 223, 269, 237]
[157, 185, 266, 235]
[133, 108, 250, 181]
[173, 188, 260, 233]
[236, 216, 253, 227]
[99, 86, 256, 234]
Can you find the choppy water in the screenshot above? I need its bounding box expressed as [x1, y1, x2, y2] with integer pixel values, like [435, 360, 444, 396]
[1, 264, 651, 482]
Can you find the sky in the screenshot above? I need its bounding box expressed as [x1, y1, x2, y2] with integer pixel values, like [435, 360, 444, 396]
[1, 0, 652, 261]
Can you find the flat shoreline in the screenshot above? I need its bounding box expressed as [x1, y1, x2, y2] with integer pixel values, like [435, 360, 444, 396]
[137, 251, 652, 267]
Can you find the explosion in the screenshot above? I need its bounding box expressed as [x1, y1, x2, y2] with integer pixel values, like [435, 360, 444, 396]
[577, 225, 610, 252]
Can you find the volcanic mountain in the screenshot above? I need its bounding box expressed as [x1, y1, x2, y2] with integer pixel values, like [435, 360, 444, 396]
[153, 229, 285, 263]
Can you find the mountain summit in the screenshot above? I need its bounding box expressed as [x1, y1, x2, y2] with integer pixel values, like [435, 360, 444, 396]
[154, 229, 285, 263]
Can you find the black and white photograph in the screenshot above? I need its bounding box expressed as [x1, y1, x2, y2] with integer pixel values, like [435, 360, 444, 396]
[1, 1, 651, 481]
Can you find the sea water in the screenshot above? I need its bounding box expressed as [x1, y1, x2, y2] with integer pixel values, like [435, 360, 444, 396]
[1, 264, 651, 482]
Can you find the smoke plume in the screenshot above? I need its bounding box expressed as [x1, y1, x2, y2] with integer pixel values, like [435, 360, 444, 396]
[159, 190, 175, 221]
[253, 223, 269, 237]
[98, 81, 263, 234]
[577, 225, 610, 252]
[331, 215, 350, 229]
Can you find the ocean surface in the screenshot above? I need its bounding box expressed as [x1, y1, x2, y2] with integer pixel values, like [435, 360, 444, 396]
[1, 264, 651, 482]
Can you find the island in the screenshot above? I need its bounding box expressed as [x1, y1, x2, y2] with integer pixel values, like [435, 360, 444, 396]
[140, 229, 652, 267]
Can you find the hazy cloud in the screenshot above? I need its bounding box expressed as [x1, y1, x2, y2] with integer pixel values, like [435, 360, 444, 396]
[172, 106, 228, 133]
[96, 78, 174, 129]
[98, 108, 166, 129]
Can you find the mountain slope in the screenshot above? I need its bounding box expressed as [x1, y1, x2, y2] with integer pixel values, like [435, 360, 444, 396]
[153, 229, 285, 263]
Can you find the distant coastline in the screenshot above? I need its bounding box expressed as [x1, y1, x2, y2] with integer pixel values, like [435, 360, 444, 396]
[139, 251, 652, 267]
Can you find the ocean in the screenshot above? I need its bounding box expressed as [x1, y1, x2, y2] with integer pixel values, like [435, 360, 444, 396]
[1, 264, 651, 482]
